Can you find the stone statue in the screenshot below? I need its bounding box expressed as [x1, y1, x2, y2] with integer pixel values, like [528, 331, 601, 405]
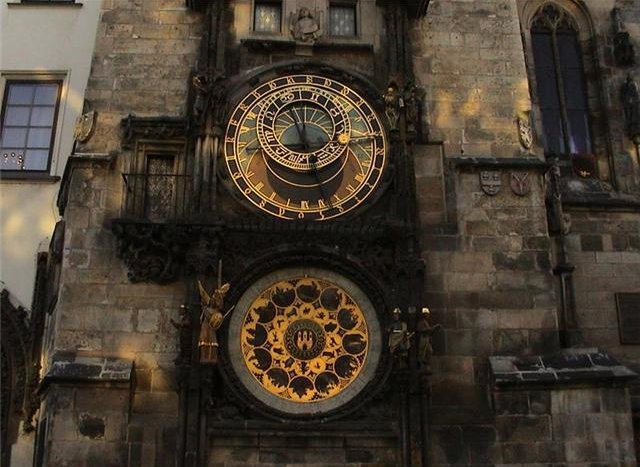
[403, 82, 420, 138]
[198, 280, 231, 364]
[383, 82, 401, 130]
[612, 8, 636, 67]
[388, 308, 413, 358]
[621, 74, 640, 141]
[416, 307, 441, 370]
[192, 74, 211, 125]
[290, 7, 322, 44]
[171, 304, 193, 364]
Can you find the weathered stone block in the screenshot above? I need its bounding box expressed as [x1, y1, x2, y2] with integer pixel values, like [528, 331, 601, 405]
[132, 392, 178, 415]
[551, 389, 602, 414]
[564, 440, 602, 462]
[493, 392, 529, 415]
[528, 391, 551, 414]
[496, 415, 551, 442]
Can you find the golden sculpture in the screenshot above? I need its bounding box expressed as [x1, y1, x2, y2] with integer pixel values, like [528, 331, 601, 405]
[198, 280, 231, 364]
[239, 277, 369, 403]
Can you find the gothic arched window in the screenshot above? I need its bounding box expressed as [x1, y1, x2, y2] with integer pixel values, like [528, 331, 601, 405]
[530, 4, 592, 156]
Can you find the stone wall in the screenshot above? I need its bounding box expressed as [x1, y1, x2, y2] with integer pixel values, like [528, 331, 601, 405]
[82, 0, 201, 154]
[411, 0, 531, 157]
[43, 155, 184, 465]
[411, 0, 639, 465]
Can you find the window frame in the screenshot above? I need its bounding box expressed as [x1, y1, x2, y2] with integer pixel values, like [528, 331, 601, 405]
[252, 0, 283, 34]
[530, 6, 593, 158]
[328, 0, 359, 38]
[0, 79, 64, 175]
[518, 0, 613, 181]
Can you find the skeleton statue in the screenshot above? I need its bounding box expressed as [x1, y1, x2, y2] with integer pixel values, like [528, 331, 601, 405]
[198, 281, 231, 364]
[388, 308, 413, 359]
[416, 307, 441, 370]
[621, 74, 640, 142]
[403, 81, 420, 138]
[290, 7, 322, 44]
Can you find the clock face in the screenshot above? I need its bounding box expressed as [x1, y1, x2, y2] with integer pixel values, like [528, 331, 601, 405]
[226, 267, 382, 416]
[224, 75, 387, 221]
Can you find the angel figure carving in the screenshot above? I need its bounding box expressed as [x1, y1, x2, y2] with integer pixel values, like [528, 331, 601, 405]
[198, 281, 231, 364]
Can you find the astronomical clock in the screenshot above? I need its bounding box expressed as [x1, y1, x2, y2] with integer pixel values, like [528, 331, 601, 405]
[215, 71, 394, 419]
[223, 74, 387, 221]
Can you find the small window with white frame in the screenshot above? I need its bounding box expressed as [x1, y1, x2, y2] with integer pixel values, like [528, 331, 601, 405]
[0, 80, 62, 173]
[329, 1, 357, 37]
[254, 0, 282, 33]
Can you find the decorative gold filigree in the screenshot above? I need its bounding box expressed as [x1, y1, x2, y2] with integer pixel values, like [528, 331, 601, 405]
[239, 277, 369, 403]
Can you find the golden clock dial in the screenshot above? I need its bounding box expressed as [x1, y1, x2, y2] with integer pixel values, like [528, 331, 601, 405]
[226, 267, 383, 416]
[239, 277, 369, 403]
[224, 75, 387, 221]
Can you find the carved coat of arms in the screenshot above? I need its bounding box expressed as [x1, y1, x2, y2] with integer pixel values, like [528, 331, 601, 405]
[517, 115, 533, 150]
[480, 170, 501, 196]
[73, 110, 96, 143]
[510, 171, 531, 196]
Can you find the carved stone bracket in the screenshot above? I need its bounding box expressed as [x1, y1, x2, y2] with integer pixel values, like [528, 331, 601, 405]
[121, 115, 188, 149]
[111, 221, 195, 283]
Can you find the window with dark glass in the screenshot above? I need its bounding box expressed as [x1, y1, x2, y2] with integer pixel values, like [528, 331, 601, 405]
[531, 5, 592, 155]
[330, 2, 357, 37]
[0, 81, 62, 172]
[254, 1, 281, 33]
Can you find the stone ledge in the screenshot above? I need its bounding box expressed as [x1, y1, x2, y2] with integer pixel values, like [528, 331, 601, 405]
[40, 354, 133, 390]
[490, 348, 637, 389]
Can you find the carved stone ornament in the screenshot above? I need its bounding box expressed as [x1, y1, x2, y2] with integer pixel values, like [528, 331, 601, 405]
[111, 222, 193, 284]
[517, 114, 533, 150]
[510, 171, 531, 197]
[121, 115, 187, 149]
[480, 170, 501, 196]
[73, 110, 96, 143]
[289, 7, 322, 44]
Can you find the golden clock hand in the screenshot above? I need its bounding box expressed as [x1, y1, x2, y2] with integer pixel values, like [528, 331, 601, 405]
[245, 141, 327, 151]
[308, 154, 333, 209]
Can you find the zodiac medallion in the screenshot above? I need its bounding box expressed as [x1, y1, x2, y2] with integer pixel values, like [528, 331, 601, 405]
[238, 277, 369, 404]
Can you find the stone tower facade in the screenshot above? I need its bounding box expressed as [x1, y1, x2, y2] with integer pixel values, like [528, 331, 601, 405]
[16, 0, 640, 466]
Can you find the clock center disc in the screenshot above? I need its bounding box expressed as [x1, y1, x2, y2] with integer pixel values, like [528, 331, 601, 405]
[257, 91, 350, 172]
[284, 319, 326, 360]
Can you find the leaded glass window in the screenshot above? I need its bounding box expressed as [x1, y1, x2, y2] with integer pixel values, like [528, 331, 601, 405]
[0, 81, 62, 172]
[531, 5, 592, 155]
[254, 1, 281, 33]
[330, 4, 357, 37]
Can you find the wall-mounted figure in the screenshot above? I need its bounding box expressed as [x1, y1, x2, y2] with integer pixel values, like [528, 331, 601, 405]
[388, 308, 413, 362]
[621, 74, 640, 143]
[416, 307, 441, 371]
[198, 281, 231, 364]
[290, 7, 322, 44]
[612, 8, 636, 67]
